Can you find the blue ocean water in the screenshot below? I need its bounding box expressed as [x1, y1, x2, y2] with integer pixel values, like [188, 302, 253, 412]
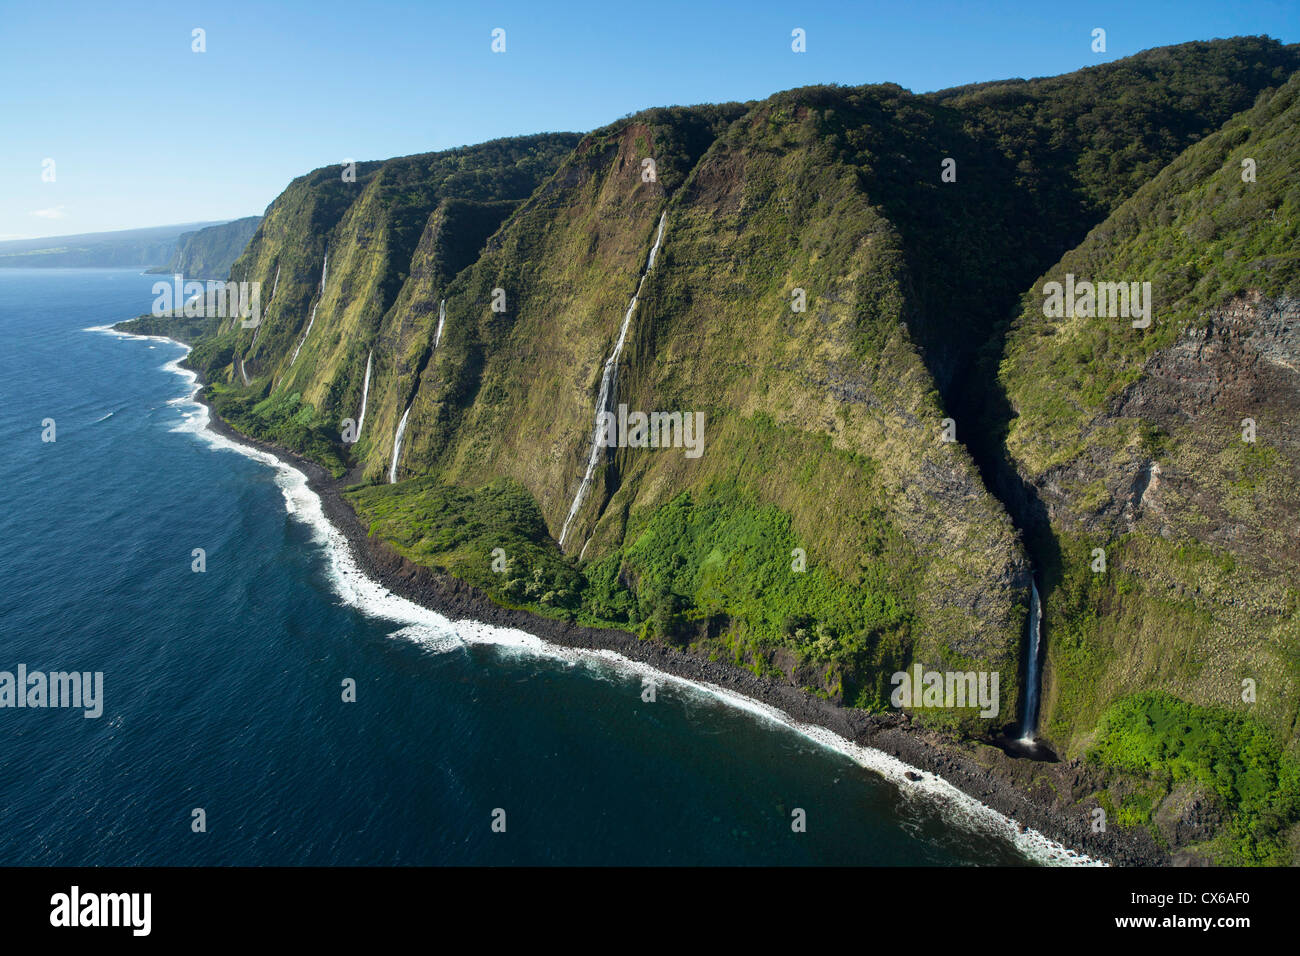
[0, 268, 1047, 866]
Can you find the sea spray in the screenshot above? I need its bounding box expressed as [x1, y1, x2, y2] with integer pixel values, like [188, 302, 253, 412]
[90, 324, 1104, 867]
[558, 212, 667, 548]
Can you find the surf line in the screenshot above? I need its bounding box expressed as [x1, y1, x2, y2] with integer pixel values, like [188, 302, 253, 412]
[91, 324, 1103, 868]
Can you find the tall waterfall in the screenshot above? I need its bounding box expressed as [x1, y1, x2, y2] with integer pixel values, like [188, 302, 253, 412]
[288, 256, 328, 368]
[1019, 580, 1043, 741]
[389, 405, 411, 484]
[557, 212, 667, 549]
[252, 265, 280, 351]
[289, 305, 318, 367]
[385, 298, 447, 486]
[355, 350, 373, 440]
[237, 357, 250, 386]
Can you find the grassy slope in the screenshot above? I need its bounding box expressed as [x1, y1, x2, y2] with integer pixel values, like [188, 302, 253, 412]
[157, 38, 1300, 859]
[341, 96, 1023, 727]
[186, 137, 579, 473]
[151, 217, 263, 279]
[1000, 75, 1300, 862]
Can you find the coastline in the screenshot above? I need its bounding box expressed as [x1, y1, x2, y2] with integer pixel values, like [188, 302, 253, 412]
[105, 324, 1168, 866]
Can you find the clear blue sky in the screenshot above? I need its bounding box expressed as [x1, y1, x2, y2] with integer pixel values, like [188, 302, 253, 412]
[2, 0, 1296, 239]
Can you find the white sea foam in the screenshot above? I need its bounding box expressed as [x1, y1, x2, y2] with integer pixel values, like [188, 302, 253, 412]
[96, 323, 1103, 867]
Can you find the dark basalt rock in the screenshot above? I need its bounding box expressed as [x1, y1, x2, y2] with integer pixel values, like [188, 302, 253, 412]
[189, 382, 1170, 867]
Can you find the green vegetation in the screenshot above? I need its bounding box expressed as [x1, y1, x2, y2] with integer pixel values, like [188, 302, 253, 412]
[0, 221, 227, 269]
[609, 483, 917, 710]
[347, 474, 920, 712]
[114, 312, 222, 345]
[153, 38, 1300, 862]
[1000, 71, 1300, 828]
[147, 217, 262, 279]
[347, 476, 584, 617]
[1090, 692, 1300, 864]
[1003, 73, 1300, 473]
[205, 382, 348, 476]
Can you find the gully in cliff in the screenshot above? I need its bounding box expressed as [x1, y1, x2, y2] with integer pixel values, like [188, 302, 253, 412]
[995, 578, 1057, 761]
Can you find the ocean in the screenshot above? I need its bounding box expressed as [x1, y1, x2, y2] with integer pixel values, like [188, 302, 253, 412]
[0, 268, 1081, 866]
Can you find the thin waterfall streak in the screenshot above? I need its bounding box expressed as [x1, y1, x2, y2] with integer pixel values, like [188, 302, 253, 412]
[288, 256, 328, 368]
[385, 299, 443, 485]
[558, 212, 667, 549]
[356, 350, 373, 440]
[252, 265, 279, 350]
[389, 405, 411, 484]
[289, 305, 317, 366]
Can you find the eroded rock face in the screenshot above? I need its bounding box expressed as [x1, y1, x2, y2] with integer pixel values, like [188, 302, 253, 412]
[1030, 294, 1300, 564]
[1154, 779, 1226, 851]
[1118, 295, 1300, 440]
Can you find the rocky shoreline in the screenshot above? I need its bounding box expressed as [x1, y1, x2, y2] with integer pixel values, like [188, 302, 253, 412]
[177, 350, 1166, 866]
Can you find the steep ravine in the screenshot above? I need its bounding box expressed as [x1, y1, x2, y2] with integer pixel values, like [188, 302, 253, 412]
[179, 362, 1163, 865]
[123, 39, 1300, 863]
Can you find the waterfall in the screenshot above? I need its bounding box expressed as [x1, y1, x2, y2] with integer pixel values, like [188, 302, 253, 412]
[237, 357, 250, 386]
[251, 265, 280, 350]
[288, 256, 328, 368]
[384, 298, 446, 485]
[558, 212, 667, 549]
[389, 405, 411, 484]
[289, 304, 318, 367]
[1019, 580, 1043, 741]
[355, 350, 373, 440]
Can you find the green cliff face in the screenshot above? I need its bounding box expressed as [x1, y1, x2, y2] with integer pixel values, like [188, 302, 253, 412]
[148, 217, 262, 279]
[331, 98, 1024, 722]
[192, 136, 580, 472]
[165, 36, 1300, 859]
[999, 73, 1300, 862]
